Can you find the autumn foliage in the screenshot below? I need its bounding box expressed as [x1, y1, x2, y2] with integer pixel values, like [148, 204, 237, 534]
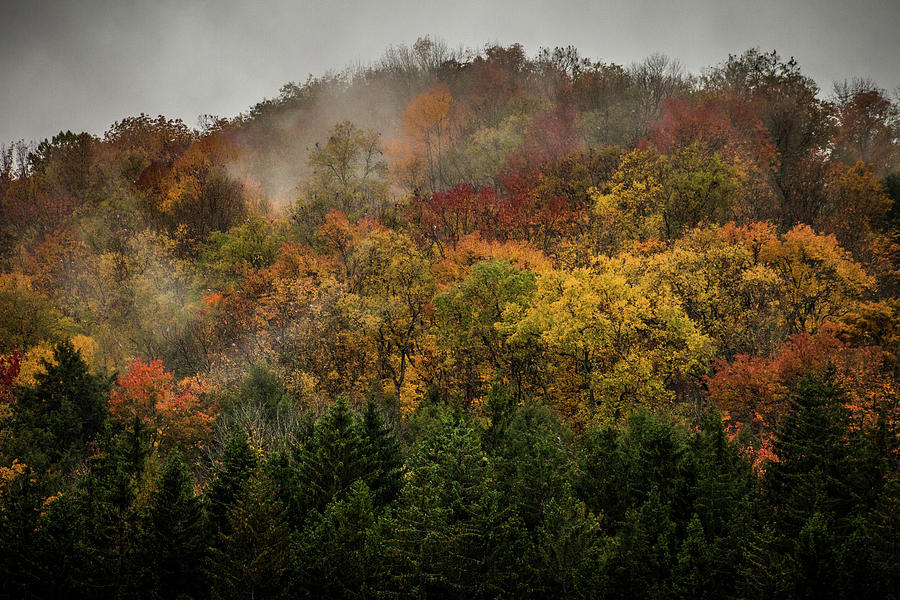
[109, 358, 215, 454]
[0, 39, 898, 598]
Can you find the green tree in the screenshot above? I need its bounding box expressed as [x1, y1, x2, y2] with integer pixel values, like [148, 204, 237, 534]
[8, 341, 108, 472]
[382, 411, 527, 598]
[134, 451, 207, 599]
[208, 472, 293, 600]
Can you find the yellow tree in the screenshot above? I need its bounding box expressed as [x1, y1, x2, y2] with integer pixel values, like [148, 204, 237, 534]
[590, 144, 745, 253]
[507, 263, 713, 426]
[633, 222, 875, 359]
[762, 224, 874, 334]
[338, 225, 436, 415]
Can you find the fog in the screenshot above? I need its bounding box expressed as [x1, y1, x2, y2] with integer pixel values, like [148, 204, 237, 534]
[2, 0, 899, 145]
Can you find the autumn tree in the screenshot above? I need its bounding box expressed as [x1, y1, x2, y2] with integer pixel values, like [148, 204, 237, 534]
[704, 49, 834, 227]
[341, 225, 435, 413]
[391, 82, 455, 193]
[507, 263, 713, 425]
[832, 80, 899, 175]
[637, 222, 874, 359]
[294, 121, 390, 240]
[407, 183, 498, 254]
[108, 358, 215, 456]
[0, 274, 61, 354]
[159, 133, 247, 247]
[591, 145, 745, 251]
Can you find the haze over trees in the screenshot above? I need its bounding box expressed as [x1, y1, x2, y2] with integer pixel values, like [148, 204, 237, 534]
[1, 38, 898, 598]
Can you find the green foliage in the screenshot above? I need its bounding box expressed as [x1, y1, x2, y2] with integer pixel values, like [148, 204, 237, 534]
[5, 341, 108, 472]
[134, 451, 207, 599]
[381, 410, 528, 598]
[293, 480, 379, 599]
[208, 471, 293, 600]
[205, 216, 284, 283]
[434, 259, 538, 403]
[204, 432, 258, 540]
[759, 370, 898, 598]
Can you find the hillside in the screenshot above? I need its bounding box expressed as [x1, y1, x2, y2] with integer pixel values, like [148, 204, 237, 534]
[1, 40, 898, 598]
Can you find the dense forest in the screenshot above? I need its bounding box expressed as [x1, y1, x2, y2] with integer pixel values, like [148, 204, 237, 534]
[0, 38, 898, 598]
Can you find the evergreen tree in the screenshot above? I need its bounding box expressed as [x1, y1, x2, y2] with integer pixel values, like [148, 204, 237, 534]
[134, 451, 207, 599]
[204, 432, 257, 540]
[357, 400, 403, 507]
[382, 410, 527, 599]
[488, 404, 570, 530]
[8, 341, 108, 472]
[296, 397, 366, 514]
[208, 471, 293, 600]
[293, 480, 379, 599]
[762, 370, 896, 599]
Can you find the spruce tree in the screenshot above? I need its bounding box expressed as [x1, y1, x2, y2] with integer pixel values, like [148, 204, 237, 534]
[10, 341, 108, 472]
[135, 451, 207, 600]
[357, 400, 403, 508]
[296, 397, 366, 514]
[293, 480, 378, 599]
[204, 432, 257, 540]
[208, 472, 293, 600]
[382, 411, 526, 599]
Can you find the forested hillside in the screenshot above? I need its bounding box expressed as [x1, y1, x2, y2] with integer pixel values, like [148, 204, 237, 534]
[1, 39, 898, 598]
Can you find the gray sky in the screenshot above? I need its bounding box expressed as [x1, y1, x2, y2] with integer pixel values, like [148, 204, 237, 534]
[2, 0, 899, 144]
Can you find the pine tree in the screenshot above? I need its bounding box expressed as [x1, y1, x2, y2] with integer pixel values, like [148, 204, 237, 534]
[382, 411, 526, 599]
[134, 451, 207, 599]
[767, 371, 858, 534]
[296, 397, 366, 514]
[208, 472, 293, 600]
[293, 480, 378, 599]
[357, 400, 403, 508]
[204, 432, 257, 540]
[10, 341, 108, 472]
[763, 370, 894, 599]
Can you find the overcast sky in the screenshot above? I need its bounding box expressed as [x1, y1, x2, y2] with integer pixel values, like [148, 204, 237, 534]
[2, 0, 899, 144]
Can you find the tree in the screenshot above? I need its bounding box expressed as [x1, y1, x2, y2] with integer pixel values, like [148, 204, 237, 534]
[508, 264, 712, 426]
[358, 400, 404, 507]
[293, 480, 379, 599]
[763, 371, 896, 598]
[0, 274, 61, 354]
[294, 121, 390, 240]
[109, 358, 215, 457]
[328, 224, 436, 414]
[204, 432, 258, 541]
[407, 183, 498, 255]
[208, 471, 293, 600]
[133, 451, 207, 599]
[590, 145, 745, 251]
[832, 80, 899, 175]
[381, 411, 526, 598]
[160, 133, 247, 247]
[708, 325, 897, 470]
[392, 82, 456, 193]
[295, 397, 367, 515]
[434, 260, 539, 406]
[704, 49, 835, 227]
[9, 341, 108, 472]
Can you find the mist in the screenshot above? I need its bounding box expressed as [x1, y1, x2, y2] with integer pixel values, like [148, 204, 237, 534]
[2, 0, 899, 145]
